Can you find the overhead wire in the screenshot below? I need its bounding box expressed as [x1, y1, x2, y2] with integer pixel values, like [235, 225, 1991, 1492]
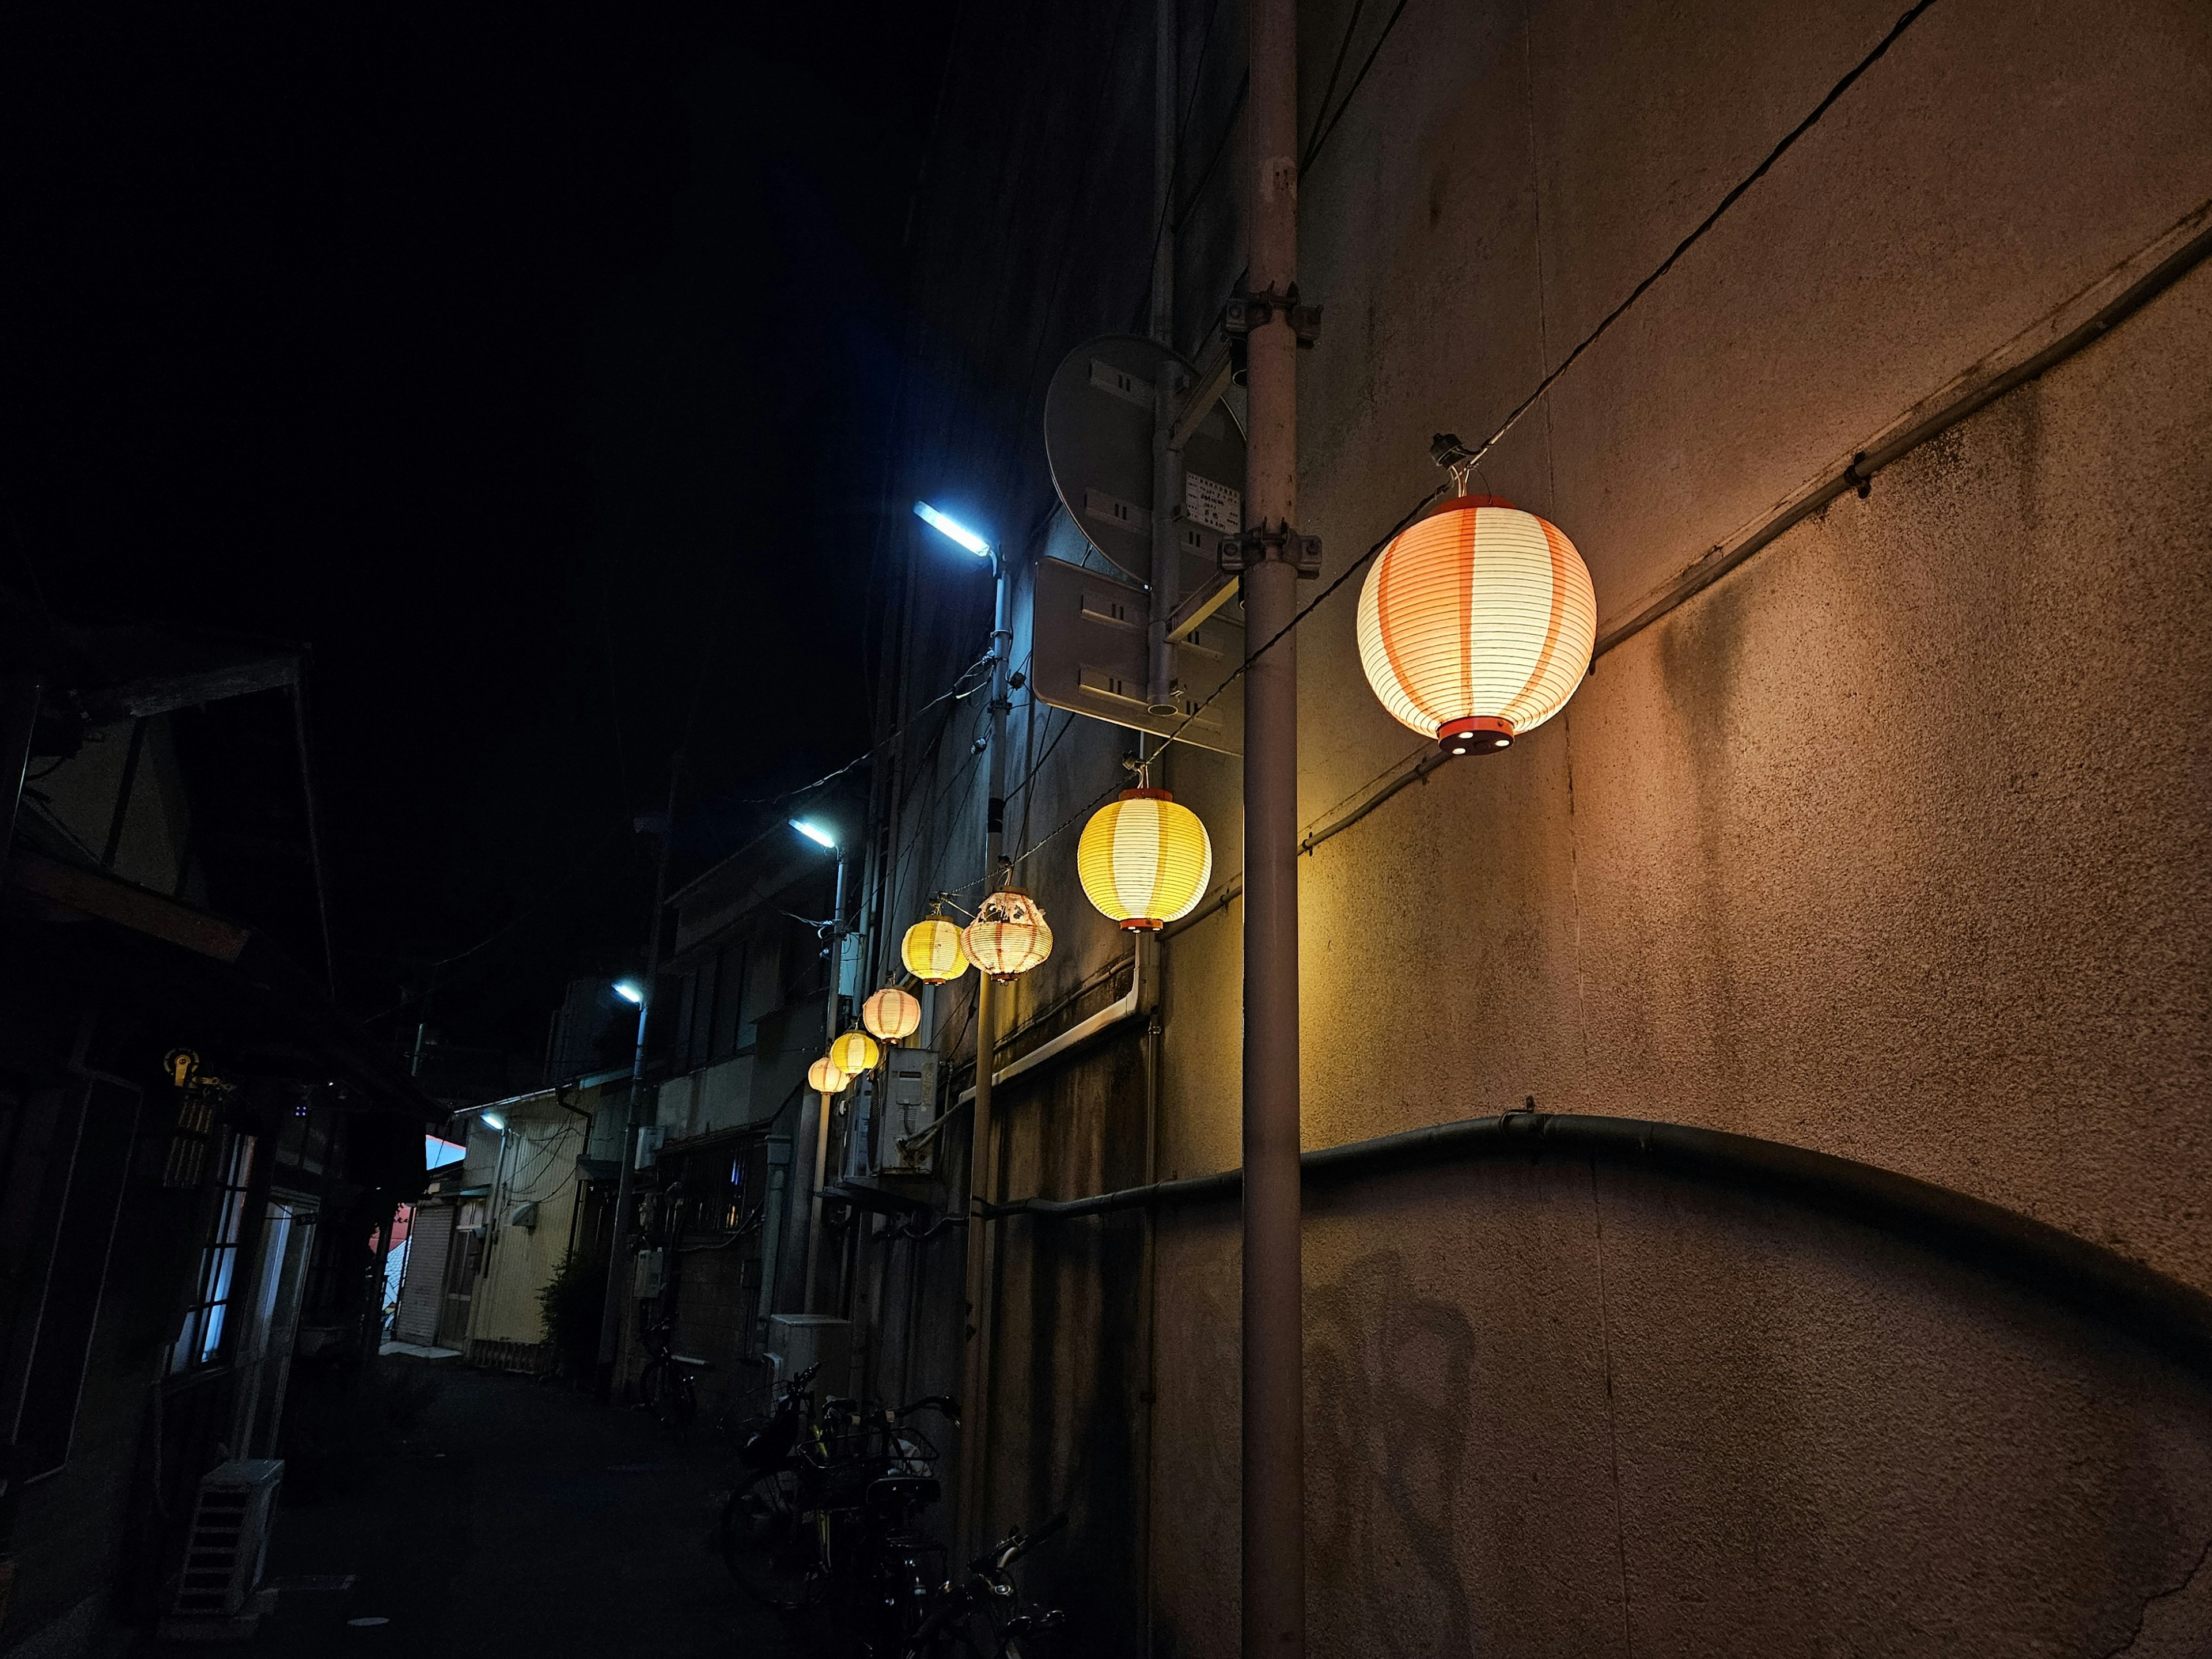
[1001, 0, 1945, 884]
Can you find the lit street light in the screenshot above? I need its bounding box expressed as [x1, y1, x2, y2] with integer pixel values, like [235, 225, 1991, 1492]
[612, 979, 644, 1005]
[789, 817, 837, 849]
[913, 500, 992, 558]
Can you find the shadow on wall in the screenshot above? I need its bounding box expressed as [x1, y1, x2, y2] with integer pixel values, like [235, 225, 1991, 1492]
[1308, 1251, 1478, 1658]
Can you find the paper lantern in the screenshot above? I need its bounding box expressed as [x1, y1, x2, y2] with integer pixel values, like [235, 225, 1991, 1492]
[1078, 789, 1213, 931]
[806, 1055, 849, 1094]
[1356, 494, 1596, 753]
[963, 889, 1052, 981]
[902, 913, 970, 984]
[830, 1029, 880, 1075]
[862, 986, 921, 1043]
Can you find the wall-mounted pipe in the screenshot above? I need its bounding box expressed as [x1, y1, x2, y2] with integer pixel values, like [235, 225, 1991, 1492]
[984, 1108, 2212, 1375]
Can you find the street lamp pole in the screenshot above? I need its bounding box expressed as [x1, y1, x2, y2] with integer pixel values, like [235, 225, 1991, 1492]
[594, 761, 678, 1399]
[910, 499, 1013, 1550]
[804, 844, 850, 1309]
[959, 544, 1013, 1545]
[1242, 0, 1305, 1654]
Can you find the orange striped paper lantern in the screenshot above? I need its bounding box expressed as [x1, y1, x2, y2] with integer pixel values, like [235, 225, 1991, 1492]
[1078, 789, 1213, 931]
[963, 889, 1053, 981]
[1355, 494, 1596, 754]
[862, 986, 921, 1043]
[806, 1055, 849, 1094]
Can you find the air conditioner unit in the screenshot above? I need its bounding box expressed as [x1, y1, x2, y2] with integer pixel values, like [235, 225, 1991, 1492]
[163, 1459, 283, 1637]
[632, 1247, 665, 1300]
[634, 1124, 666, 1169]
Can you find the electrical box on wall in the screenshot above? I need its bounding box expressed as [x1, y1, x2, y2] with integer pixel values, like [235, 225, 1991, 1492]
[874, 1048, 941, 1176]
[632, 1247, 664, 1300]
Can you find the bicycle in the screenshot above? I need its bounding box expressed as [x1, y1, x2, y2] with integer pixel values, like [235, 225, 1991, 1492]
[635, 1315, 714, 1434]
[722, 1368, 961, 1653]
[901, 1513, 1069, 1658]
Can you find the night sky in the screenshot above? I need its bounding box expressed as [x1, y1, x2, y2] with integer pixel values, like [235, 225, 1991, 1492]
[1, 5, 956, 1056]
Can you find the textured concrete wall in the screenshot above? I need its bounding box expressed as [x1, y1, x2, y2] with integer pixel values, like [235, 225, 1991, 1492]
[870, 0, 2212, 1652]
[1146, 1156, 2212, 1658]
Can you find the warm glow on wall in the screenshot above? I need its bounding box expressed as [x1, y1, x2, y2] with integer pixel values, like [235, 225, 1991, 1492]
[1356, 494, 1596, 753]
[806, 1055, 849, 1094]
[830, 1030, 881, 1075]
[862, 987, 921, 1043]
[1078, 789, 1212, 930]
[902, 913, 971, 984]
[963, 889, 1053, 980]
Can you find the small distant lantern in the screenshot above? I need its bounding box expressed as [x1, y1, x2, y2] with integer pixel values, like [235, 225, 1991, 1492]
[862, 986, 921, 1044]
[963, 889, 1053, 981]
[1356, 493, 1597, 754]
[830, 1029, 881, 1075]
[806, 1055, 849, 1094]
[1078, 789, 1212, 931]
[902, 911, 971, 984]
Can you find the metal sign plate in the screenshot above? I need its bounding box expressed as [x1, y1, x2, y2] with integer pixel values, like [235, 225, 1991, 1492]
[1041, 334, 1246, 583]
[1031, 556, 1244, 753]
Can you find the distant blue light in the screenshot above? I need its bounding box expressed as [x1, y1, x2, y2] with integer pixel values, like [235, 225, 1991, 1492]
[613, 979, 645, 1005]
[790, 818, 837, 850]
[914, 501, 991, 557]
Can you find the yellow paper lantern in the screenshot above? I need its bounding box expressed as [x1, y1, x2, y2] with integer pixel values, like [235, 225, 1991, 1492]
[862, 986, 921, 1043]
[902, 913, 970, 984]
[806, 1055, 849, 1094]
[830, 1029, 880, 1075]
[1356, 494, 1597, 754]
[1078, 788, 1212, 931]
[963, 889, 1052, 981]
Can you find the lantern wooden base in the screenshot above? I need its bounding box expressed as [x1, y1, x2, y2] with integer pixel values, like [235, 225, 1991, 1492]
[1438, 715, 1514, 756]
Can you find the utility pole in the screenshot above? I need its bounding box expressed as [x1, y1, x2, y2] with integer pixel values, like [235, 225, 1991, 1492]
[1241, 0, 1305, 1655]
[594, 761, 678, 1399]
[957, 547, 1014, 1550]
[803, 846, 850, 1308]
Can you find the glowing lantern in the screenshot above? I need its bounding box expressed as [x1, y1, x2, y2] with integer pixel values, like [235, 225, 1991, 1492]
[806, 1055, 849, 1094]
[1078, 789, 1212, 931]
[862, 986, 921, 1043]
[902, 912, 970, 984]
[830, 1029, 880, 1075]
[1356, 494, 1597, 754]
[963, 889, 1052, 981]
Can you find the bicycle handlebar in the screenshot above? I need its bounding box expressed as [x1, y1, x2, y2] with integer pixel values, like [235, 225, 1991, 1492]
[970, 1509, 1069, 1575]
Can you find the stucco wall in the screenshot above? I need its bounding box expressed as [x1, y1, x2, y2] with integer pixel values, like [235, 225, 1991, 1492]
[868, 0, 2212, 1651]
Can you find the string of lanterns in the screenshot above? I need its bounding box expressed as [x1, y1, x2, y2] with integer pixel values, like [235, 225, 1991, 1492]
[809, 472, 1596, 1092]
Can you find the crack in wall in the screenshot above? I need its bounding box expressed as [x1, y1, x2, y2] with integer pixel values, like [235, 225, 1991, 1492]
[2097, 1529, 2212, 1658]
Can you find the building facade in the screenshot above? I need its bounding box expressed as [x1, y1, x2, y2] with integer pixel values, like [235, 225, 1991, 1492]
[747, 2, 2212, 1655]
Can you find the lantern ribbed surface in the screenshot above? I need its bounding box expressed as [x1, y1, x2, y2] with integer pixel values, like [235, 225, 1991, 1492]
[902, 916, 970, 984]
[862, 986, 921, 1043]
[1078, 789, 1213, 930]
[830, 1030, 880, 1075]
[806, 1056, 849, 1094]
[963, 889, 1053, 981]
[1356, 497, 1597, 748]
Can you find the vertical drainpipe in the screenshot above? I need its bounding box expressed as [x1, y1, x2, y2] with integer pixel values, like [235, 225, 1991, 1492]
[1241, 1, 1304, 1656]
[958, 550, 1014, 1551]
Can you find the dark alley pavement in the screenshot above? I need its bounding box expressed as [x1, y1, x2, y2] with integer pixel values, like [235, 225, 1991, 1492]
[169, 1359, 801, 1658]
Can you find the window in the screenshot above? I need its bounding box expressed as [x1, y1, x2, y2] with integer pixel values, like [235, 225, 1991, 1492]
[168, 1129, 258, 1375]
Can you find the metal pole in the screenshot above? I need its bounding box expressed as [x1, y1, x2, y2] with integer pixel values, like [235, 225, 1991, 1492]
[1145, 0, 1181, 715]
[959, 552, 1014, 1549]
[1242, 0, 1304, 1654]
[805, 851, 850, 1309]
[594, 764, 679, 1399]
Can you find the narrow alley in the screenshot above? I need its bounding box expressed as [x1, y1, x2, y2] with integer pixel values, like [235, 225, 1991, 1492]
[192, 1361, 793, 1659]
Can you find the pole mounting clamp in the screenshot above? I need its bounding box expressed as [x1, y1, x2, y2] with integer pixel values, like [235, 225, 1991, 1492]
[1220, 520, 1324, 579]
[1222, 283, 1323, 348]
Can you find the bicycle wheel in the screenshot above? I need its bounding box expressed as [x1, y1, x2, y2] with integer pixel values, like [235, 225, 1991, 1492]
[722, 1467, 820, 1611]
[640, 1361, 697, 1431]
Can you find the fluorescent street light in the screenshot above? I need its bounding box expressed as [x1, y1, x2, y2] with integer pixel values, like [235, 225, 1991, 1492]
[914, 501, 991, 558]
[790, 818, 837, 850]
[481, 1111, 506, 1132]
[613, 980, 644, 1005]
